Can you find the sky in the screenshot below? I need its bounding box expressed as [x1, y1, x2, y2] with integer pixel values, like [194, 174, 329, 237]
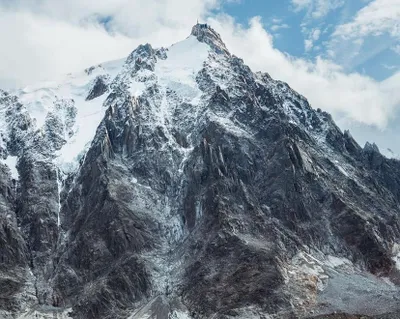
[0, 0, 399, 156]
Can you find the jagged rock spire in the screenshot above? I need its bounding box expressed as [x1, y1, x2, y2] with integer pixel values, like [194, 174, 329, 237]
[191, 23, 230, 56]
[364, 141, 381, 154]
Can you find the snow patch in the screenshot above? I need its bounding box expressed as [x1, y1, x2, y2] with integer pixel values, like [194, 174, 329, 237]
[393, 243, 400, 270]
[334, 160, 349, 177]
[169, 310, 192, 319]
[16, 307, 73, 319]
[14, 58, 125, 174]
[55, 168, 63, 227]
[291, 251, 328, 283]
[155, 36, 209, 104]
[209, 114, 252, 138]
[326, 255, 352, 268]
[195, 200, 203, 219]
[101, 58, 126, 79]
[127, 296, 191, 319]
[1, 155, 18, 179]
[19, 85, 58, 128]
[129, 81, 146, 97]
[54, 95, 108, 174]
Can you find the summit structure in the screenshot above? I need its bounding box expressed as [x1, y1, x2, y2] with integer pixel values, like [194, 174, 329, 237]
[0, 25, 400, 319]
[191, 23, 230, 55]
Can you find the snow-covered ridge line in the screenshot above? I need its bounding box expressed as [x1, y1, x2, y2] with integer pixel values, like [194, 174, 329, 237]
[1, 23, 400, 319]
[0, 30, 216, 178]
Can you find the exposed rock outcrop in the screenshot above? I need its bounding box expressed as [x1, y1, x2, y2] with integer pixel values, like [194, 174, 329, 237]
[0, 25, 399, 319]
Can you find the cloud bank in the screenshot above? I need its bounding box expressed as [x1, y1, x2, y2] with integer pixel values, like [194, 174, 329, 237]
[0, 0, 399, 129]
[209, 15, 399, 128]
[333, 0, 400, 39]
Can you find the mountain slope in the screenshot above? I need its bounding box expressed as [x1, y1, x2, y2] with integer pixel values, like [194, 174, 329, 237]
[0, 24, 400, 319]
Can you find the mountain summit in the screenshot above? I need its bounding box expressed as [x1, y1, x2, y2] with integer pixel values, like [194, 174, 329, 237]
[0, 25, 400, 319]
[191, 23, 230, 55]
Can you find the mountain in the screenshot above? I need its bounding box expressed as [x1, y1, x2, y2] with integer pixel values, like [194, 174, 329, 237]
[0, 23, 400, 319]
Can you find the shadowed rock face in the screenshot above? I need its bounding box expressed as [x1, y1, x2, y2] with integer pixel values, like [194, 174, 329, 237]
[0, 164, 29, 313]
[0, 26, 400, 319]
[311, 315, 368, 319]
[86, 76, 109, 101]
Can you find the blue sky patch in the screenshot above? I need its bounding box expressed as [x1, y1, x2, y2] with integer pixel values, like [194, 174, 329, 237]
[219, 0, 399, 83]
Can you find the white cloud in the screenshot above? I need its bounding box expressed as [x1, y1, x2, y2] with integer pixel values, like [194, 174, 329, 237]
[304, 39, 314, 51]
[393, 44, 400, 55]
[271, 18, 282, 24]
[208, 15, 400, 127]
[327, 0, 400, 71]
[0, 0, 219, 88]
[312, 29, 321, 41]
[2, 0, 219, 37]
[382, 63, 399, 71]
[304, 28, 321, 51]
[270, 23, 290, 32]
[333, 0, 400, 39]
[0, 1, 398, 129]
[291, 0, 344, 19]
[0, 9, 135, 88]
[292, 0, 312, 11]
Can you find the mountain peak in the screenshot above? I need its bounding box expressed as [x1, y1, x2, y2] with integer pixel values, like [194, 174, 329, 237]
[2, 20, 400, 319]
[364, 141, 381, 154]
[191, 23, 230, 55]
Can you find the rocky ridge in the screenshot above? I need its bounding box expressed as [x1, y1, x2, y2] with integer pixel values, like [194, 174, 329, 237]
[0, 24, 399, 319]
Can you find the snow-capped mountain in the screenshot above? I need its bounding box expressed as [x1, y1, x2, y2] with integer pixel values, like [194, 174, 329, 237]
[0, 24, 400, 319]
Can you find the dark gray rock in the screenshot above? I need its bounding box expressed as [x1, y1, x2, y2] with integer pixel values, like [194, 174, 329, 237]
[86, 76, 109, 101]
[0, 24, 399, 319]
[0, 162, 28, 313]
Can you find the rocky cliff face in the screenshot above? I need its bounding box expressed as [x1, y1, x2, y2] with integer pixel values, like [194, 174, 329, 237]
[0, 24, 400, 319]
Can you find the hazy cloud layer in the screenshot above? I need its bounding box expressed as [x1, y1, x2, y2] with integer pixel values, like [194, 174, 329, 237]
[0, 0, 399, 129]
[0, 0, 219, 87]
[291, 0, 344, 19]
[333, 0, 400, 39]
[209, 15, 399, 128]
[328, 0, 400, 69]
